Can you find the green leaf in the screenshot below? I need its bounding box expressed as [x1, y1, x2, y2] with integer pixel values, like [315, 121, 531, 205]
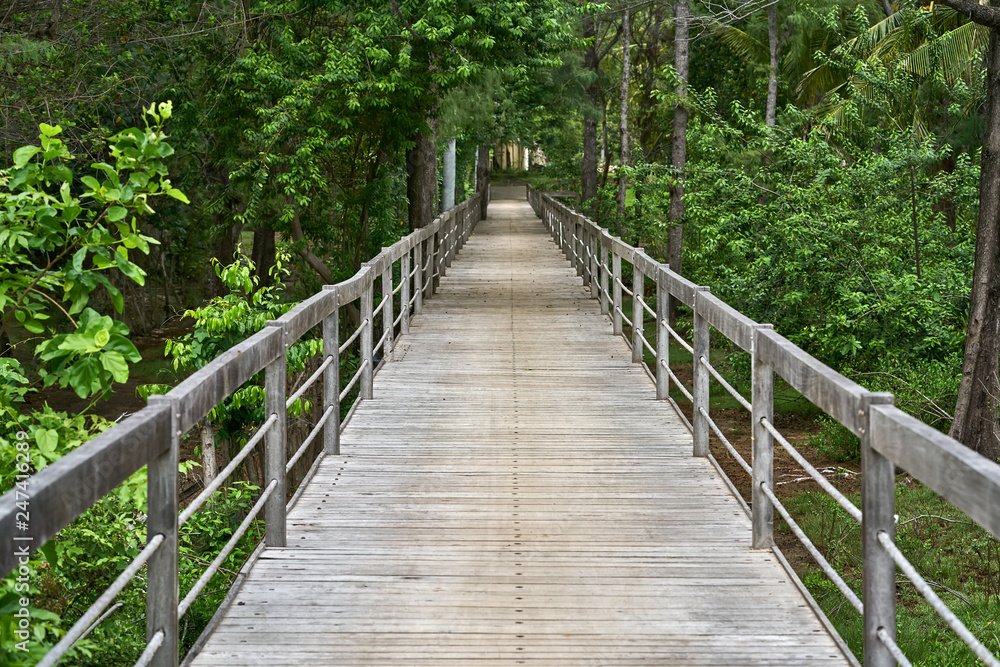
[39, 541, 58, 569]
[165, 188, 190, 204]
[107, 206, 128, 222]
[34, 428, 58, 453]
[39, 123, 61, 137]
[66, 357, 103, 398]
[100, 350, 129, 383]
[81, 175, 101, 191]
[12, 145, 40, 167]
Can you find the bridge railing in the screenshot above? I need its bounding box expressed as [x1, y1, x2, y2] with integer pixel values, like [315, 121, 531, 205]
[527, 185, 1000, 667]
[0, 191, 484, 667]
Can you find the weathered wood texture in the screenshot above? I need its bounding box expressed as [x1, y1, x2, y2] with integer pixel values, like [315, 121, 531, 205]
[190, 200, 848, 666]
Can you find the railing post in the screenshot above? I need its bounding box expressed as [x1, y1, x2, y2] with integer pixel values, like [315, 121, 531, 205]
[692, 287, 711, 457]
[432, 229, 442, 293]
[580, 215, 590, 284]
[575, 217, 584, 277]
[360, 265, 374, 399]
[400, 249, 410, 335]
[562, 210, 570, 261]
[322, 286, 340, 455]
[751, 324, 775, 548]
[656, 266, 670, 400]
[413, 239, 423, 315]
[382, 258, 393, 363]
[631, 262, 643, 364]
[612, 250, 622, 336]
[263, 322, 287, 547]
[600, 235, 610, 315]
[589, 226, 599, 299]
[145, 397, 178, 667]
[863, 392, 897, 667]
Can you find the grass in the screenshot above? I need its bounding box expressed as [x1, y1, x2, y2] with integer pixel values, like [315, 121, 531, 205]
[784, 482, 1000, 665]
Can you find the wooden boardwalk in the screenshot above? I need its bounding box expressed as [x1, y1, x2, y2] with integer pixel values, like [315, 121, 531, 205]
[189, 197, 851, 665]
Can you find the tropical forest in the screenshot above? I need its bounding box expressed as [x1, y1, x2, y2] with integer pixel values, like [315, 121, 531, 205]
[3, 0, 1000, 664]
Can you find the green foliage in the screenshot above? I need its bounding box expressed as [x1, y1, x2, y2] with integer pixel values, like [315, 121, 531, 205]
[142, 249, 319, 445]
[786, 483, 1000, 664]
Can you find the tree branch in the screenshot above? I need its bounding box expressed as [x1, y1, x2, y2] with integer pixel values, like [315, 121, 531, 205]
[937, 0, 1000, 29]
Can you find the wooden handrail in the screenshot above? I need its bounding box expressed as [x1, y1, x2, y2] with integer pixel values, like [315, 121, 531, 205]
[0, 190, 484, 667]
[527, 183, 1000, 667]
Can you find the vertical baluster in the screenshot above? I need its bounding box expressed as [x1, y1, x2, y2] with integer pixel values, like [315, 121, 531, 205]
[612, 250, 622, 336]
[360, 265, 374, 399]
[145, 397, 178, 667]
[631, 263, 643, 364]
[751, 324, 774, 547]
[401, 249, 411, 335]
[414, 240, 423, 315]
[600, 235, 610, 315]
[382, 260, 393, 363]
[263, 323, 287, 546]
[589, 227, 599, 299]
[863, 392, 897, 667]
[656, 266, 670, 400]
[692, 287, 710, 457]
[322, 286, 340, 455]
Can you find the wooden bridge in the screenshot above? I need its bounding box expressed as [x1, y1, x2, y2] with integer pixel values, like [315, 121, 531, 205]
[5, 186, 1000, 667]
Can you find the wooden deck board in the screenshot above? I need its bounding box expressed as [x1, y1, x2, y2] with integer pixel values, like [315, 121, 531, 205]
[189, 199, 850, 666]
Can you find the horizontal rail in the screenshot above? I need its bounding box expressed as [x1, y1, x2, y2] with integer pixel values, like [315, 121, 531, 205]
[662, 320, 694, 354]
[760, 483, 864, 615]
[0, 403, 172, 573]
[639, 333, 655, 357]
[134, 630, 165, 667]
[660, 360, 693, 402]
[179, 414, 277, 527]
[639, 296, 656, 319]
[286, 355, 334, 410]
[286, 406, 336, 474]
[877, 628, 912, 667]
[761, 417, 862, 523]
[178, 479, 278, 618]
[38, 534, 165, 667]
[878, 531, 1000, 667]
[615, 306, 633, 329]
[700, 356, 752, 412]
[0, 189, 485, 667]
[700, 407, 751, 476]
[339, 319, 368, 355]
[340, 360, 369, 402]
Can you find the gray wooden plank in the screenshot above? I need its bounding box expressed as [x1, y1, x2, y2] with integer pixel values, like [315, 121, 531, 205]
[188, 200, 849, 667]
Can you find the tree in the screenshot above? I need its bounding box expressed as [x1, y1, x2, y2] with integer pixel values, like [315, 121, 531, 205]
[936, 0, 1000, 459]
[617, 7, 632, 230]
[668, 0, 690, 282]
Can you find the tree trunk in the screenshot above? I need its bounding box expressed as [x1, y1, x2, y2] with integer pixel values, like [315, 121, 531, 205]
[443, 138, 456, 211]
[407, 118, 438, 230]
[881, 0, 894, 16]
[951, 26, 1000, 461]
[199, 421, 218, 485]
[766, 2, 779, 128]
[476, 146, 491, 219]
[637, 5, 664, 159]
[582, 15, 600, 206]
[251, 226, 276, 288]
[616, 7, 631, 235]
[668, 0, 690, 293]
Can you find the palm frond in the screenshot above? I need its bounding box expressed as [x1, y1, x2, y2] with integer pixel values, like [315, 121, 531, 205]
[710, 24, 768, 64]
